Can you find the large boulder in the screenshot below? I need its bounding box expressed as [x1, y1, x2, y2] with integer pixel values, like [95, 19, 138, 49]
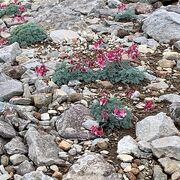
[142, 6, 180, 43]
[25, 127, 65, 166]
[151, 136, 180, 160]
[0, 43, 22, 63]
[136, 112, 179, 142]
[56, 104, 95, 140]
[0, 80, 23, 101]
[63, 153, 123, 180]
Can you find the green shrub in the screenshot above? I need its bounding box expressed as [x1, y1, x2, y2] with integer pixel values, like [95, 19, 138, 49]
[9, 22, 47, 46]
[115, 9, 136, 21]
[5, 4, 19, 16]
[0, 10, 5, 18]
[91, 97, 132, 131]
[53, 61, 144, 86]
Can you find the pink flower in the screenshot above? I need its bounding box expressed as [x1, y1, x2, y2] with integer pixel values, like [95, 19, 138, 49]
[35, 64, 48, 76]
[13, 15, 26, 22]
[117, 3, 128, 11]
[105, 48, 123, 62]
[113, 107, 127, 119]
[126, 43, 140, 60]
[144, 100, 154, 111]
[101, 110, 109, 121]
[96, 54, 106, 69]
[99, 96, 108, 106]
[90, 125, 104, 137]
[93, 38, 103, 49]
[0, 38, 8, 46]
[18, 5, 26, 12]
[0, 2, 7, 9]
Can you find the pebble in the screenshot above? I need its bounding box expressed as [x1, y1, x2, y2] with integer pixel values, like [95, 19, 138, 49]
[36, 166, 48, 172]
[52, 171, 63, 179]
[124, 165, 132, 172]
[59, 140, 72, 151]
[50, 165, 59, 172]
[117, 154, 134, 163]
[41, 113, 50, 121]
[100, 150, 109, 155]
[138, 165, 145, 171]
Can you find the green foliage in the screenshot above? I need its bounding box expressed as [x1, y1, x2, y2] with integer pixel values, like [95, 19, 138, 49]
[91, 97, 132, 131]
[0, 9, 5, 18]
[115, 9, 136, 21]
[9, 22, 47, 46]
[5, 4, 19, 16]
[53, 61, 144, 86]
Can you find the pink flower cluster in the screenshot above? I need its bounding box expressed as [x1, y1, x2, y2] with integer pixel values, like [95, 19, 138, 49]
[117, 3, 128, 11]
[0, 38, 8, 46]
[144, 100, 154, 111]
[93, 39, 140, 69]
[0, 2, 7, 9]
[90, 125, 104, 137]
[35, 64, 48, 76]
[113, 107, 127, 119]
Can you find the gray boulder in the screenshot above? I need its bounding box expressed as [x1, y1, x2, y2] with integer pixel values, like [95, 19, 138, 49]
[25, 127, 65, 166]
[22, 171, 54, 180]
[142, 6, 180, 43]
[56, 104, 95, 140]
[153, 165, 167, 180]
[136, 112, 179, 142]
[0, 43, 22, 63]
[159, 94, 180, 103]
[151, 136, 180, 160]
[170, 102, 180, 126]
[0, 118, 16, 138]
[0, 80, 23, 101]
[4, 137, 27, 155]
[63, 153, 123, 180]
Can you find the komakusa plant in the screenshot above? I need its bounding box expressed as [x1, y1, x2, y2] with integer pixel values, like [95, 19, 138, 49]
[90, 95, 132, 131]
[9, 22, 47, 46]
[53, 39, 144, 85]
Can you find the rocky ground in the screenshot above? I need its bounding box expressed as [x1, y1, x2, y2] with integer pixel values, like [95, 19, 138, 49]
[0, 0, 180, 179]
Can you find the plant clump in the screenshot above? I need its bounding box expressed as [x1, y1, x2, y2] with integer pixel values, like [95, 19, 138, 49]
[91, 95, 132, 132]
[9, 22, 47, 46]
[53, 39, 144, 85]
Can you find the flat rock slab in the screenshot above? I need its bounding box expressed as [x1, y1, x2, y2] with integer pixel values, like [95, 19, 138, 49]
[136, 112, 178, 142]
[25, 127, 65, 166]
[63, 153, 123, 180]
[0, 80, 23, 101]
[56, 104, 95, 140]
[151, 136, 180, 160]
[0, 119, 16, 138]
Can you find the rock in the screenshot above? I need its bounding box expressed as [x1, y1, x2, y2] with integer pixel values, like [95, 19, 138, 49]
[3, 66, 26, 80]
[142, 6, 180, 43]
[138, 141, 152, 153]
[1, 155, 9, 167]
[9, 97, 32, 105]
[21, 69, 38, 84]
[58, 152, 69, 160]
[96, 80, 113, 89]
[158, 59, 176, 68]
[126, 172, 136, 180]
[14, 174, 23, 180]
[0, 119, 16, 138]
[82, 119, 99, 130]
[60, 85, 76, 96]
[59, 140, 72, 151]
[35, 79, 51, 93]
[0, 43, 22, 63]
[153, 165, 167, 180]
[170, 102, 180, 126]
[158, 157, 180, 175]
[68, 80, 81, 86]
[117, 154, 134, 162]
[50, 30, 80, 43]
[36, 166, 48, 172]
[53, 89, 68, 102]
[151, 136, 180, 160]
[172, 171, 180, 180]
[50, 165, 59, 172]
[52, 171, 63, 179]
[174, 40, 180, 51]
[15, 160, 35, 176]
[159, 94, 180, 103]
[0, 80, 23, 101]
[117, 135, 139, 155]
[68, 93, 82, 102]
[56, 104, 95, 140]
[25, 127, 65, 166]
[131, 168, 140, 175]
[63, 153, 122, 180]
[136, 112, 178, 142]
[22, 171, 54, 180]
[146, 81, 169, 90]
[4, 137, 27, 155]
[163, 51, 179, 61]
[41, 113, 50, 121]
[0, 138, 6, 154]
[10, 154, 28, 165]
[33, 93, 52, 108]
[135, 3, 153, 14]
[108, 0, 119, 8]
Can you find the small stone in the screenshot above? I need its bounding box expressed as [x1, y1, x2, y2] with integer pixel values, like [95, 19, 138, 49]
[131, 168, 140, 175]
[82, 119, 99, 130]
[41, 113, 50, 121]
[124, 165, 132, 172]
[68, 93, 82, 102]
[33, 93, 52, 108]
[97, 141, 108, 150]
[48, 110, 57, 115]
[158, 59, 176, 68]
[58, 152, 69, 159]
[100, 150, 109, 155]
[1, 155, 9, 167]
[117, 154, 134, 163]
[153, 165, 167, 180]
[96, 80, 113, 89]
[172, 171, 180, 180]
[138, 165, 145, 171]
[59, 140, 72, 151]
[126, 172, 136, 180]
[50, 165, 59, 172]
[68, 148, 77, 156]
[36, 166, 48, 172]
[10, 154, 28, 165]
[163, 52, 179, 61]
[52, 171, 63, 179]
